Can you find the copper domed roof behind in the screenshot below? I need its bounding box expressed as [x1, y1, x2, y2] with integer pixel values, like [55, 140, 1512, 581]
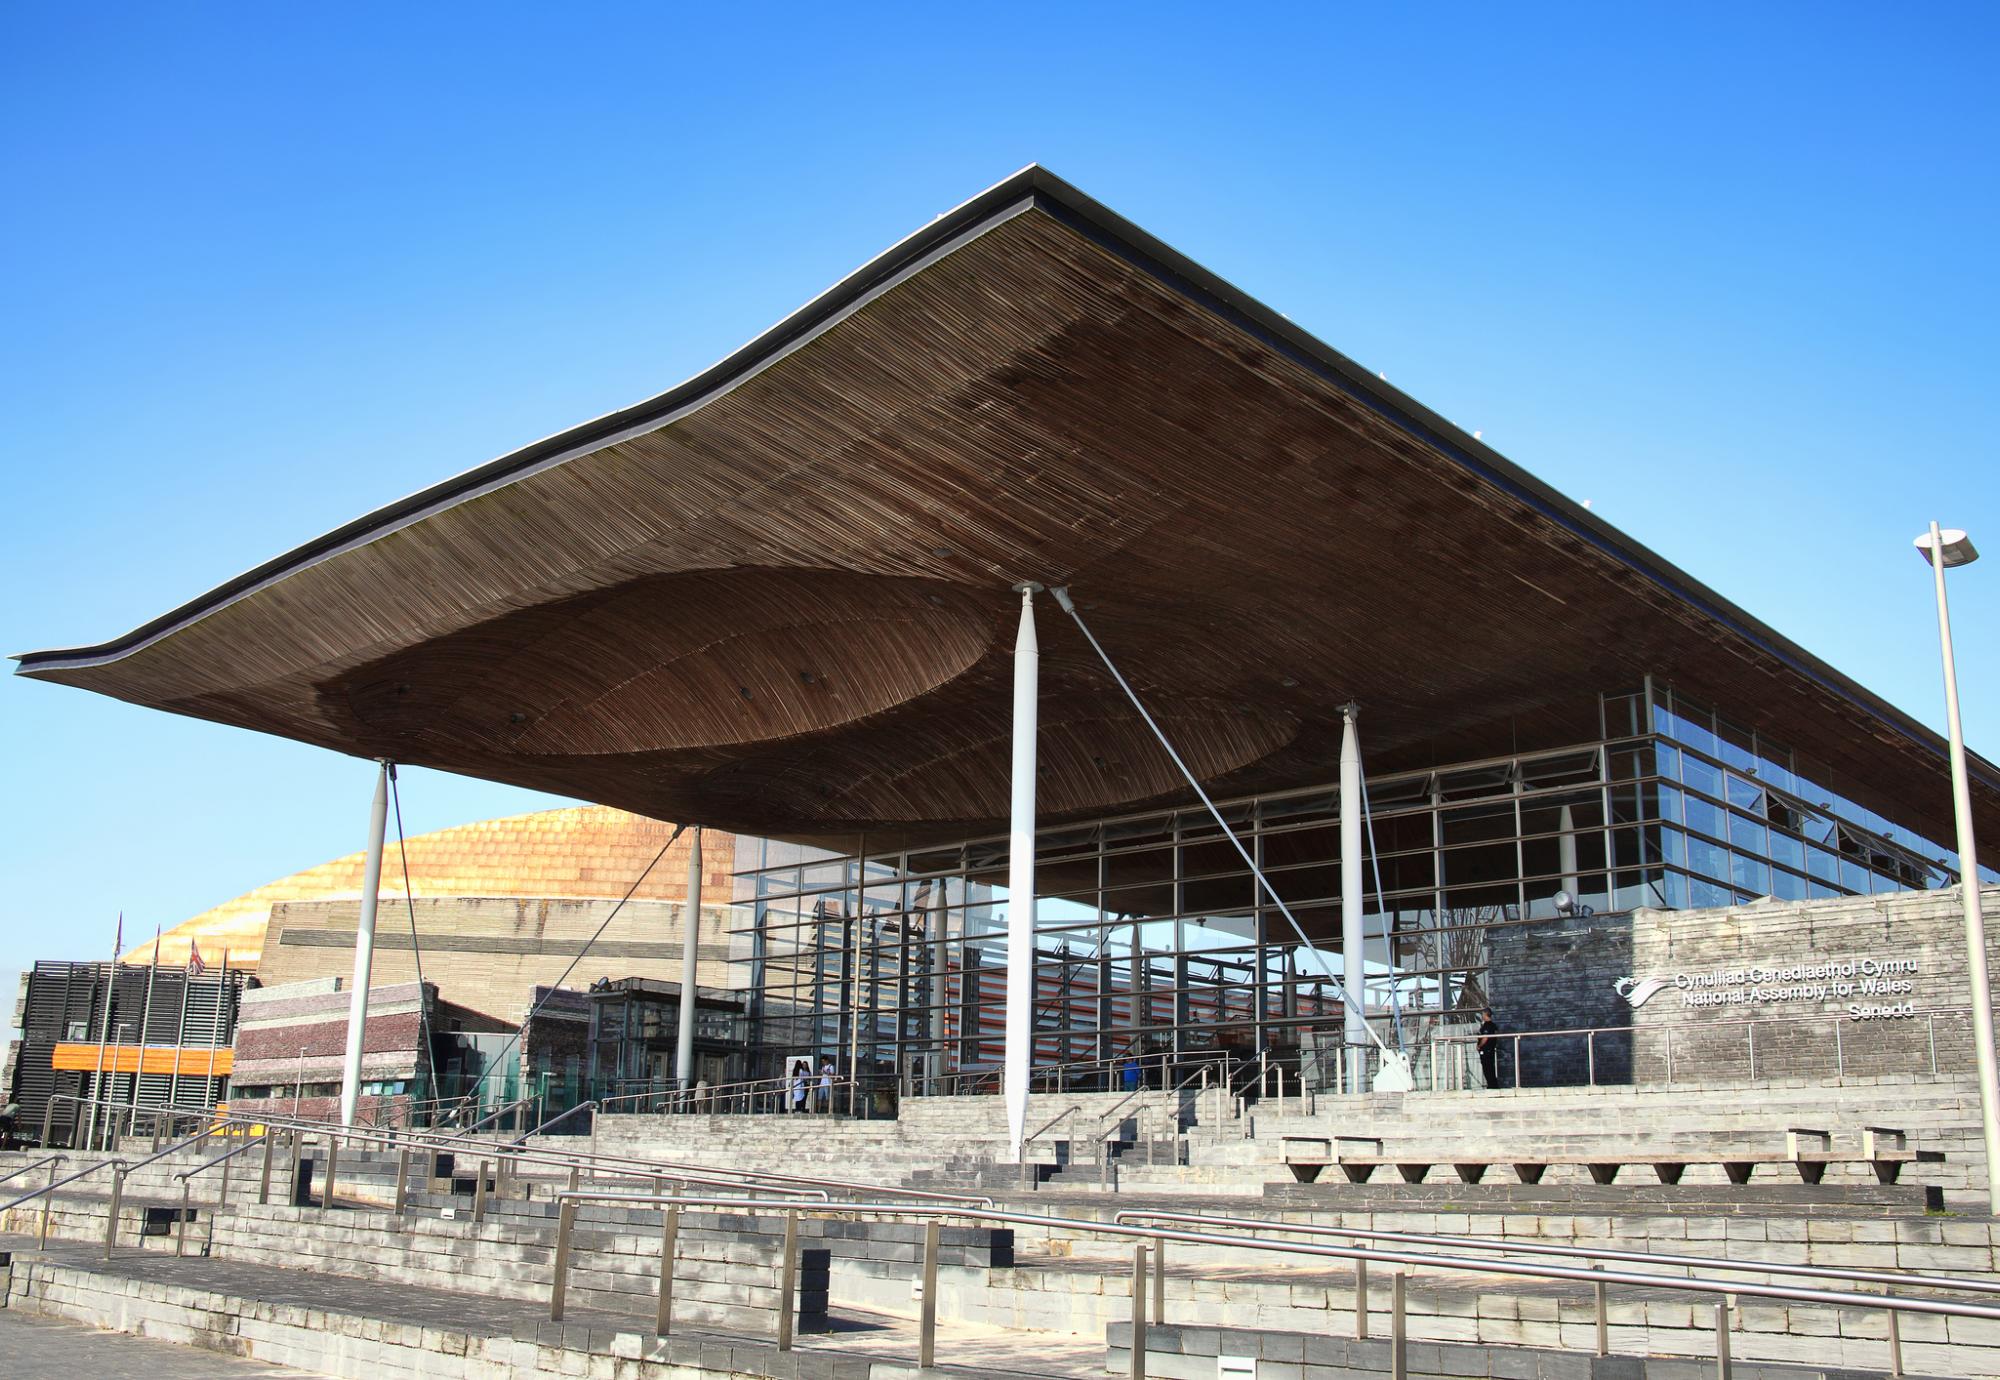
[124, 806, 725, 971]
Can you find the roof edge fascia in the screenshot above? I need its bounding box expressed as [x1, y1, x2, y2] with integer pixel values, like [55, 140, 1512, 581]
[14, 165, 1990, 795]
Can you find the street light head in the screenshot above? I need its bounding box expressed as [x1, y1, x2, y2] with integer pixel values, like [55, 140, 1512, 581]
[1915, 528, 1979, 569]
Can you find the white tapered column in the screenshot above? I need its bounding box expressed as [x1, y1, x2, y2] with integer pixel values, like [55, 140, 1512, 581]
[1005, 586, 1040, 1162]
[338, 760, 392, 1128]
[1340, 706, 1367, 1093]
[1558, 805, 1580, 901]
[675, 825, 704, 1089]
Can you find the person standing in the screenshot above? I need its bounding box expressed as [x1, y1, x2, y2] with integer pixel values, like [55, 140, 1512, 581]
[818, 1057, 835, 1113]
[790, 1059, 809, 1113]
[1476, 1010, 1502, 1089]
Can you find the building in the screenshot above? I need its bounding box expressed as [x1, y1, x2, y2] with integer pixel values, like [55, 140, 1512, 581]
[8, 959, 246, 1146]
[16, 168, 1997, 1130]
[223, 977, 544, 1126]
[126, 805, 742, 984]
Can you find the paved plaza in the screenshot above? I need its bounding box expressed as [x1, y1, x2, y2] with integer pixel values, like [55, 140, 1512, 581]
[0, 1304, 323, 1377]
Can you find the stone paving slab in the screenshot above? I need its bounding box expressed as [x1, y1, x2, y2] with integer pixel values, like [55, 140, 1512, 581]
[0, 1305, 324, 1377]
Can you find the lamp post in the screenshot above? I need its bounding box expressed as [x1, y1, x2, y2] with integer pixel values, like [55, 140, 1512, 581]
[1915, 522, 2000, 1215]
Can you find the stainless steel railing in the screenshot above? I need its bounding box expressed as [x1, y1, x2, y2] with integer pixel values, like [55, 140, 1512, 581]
[544, 1190, 2000, 1378]
[1422, 1006, 1975, 1092]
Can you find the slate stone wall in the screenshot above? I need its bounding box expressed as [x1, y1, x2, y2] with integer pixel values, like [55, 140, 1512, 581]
[1487, 911, 1633, 1087]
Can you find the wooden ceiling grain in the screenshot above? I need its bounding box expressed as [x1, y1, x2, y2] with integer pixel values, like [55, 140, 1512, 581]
[17, 169, 1996, 853]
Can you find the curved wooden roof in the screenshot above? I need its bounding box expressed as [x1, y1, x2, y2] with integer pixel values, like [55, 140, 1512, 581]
[16, 167, 1996, 849]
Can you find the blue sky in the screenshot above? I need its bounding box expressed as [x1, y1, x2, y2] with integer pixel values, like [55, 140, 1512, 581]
[3, 4, 1995, 999]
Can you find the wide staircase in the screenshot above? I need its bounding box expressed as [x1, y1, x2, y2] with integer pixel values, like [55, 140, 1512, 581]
[0, 1072, 1995, 1378]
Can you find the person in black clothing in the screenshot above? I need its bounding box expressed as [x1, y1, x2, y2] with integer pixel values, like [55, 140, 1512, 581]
[1476, 1010, 1502, 1089]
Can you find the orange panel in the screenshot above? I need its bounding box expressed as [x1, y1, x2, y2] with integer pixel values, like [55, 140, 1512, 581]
[50, 1044, 233, 1076]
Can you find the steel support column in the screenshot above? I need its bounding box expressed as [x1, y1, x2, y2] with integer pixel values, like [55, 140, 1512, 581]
[337, 759, 392, 1128]
[675, 825, 704, 1089]
[1340, 705, 1367, 1092]
[1005, 584, 1039, 1161]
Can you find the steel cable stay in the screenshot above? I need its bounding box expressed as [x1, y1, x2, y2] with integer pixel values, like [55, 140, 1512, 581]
[444, 823, 687, 1120]
[1048, 588, 1412, 1089]
[385, 765, 435, 1108]
[1359, 773, 1407, 1051]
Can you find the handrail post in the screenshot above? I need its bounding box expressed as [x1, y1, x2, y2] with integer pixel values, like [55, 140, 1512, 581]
[41, 1098, 55, 1149]
[1354, 1256, 1369, 1338]
[1714, 1301, 1732, 1379]
[103, 1164, 123, 1260]
[777, 1211, 799, 1351]
[1391, 1271, 1407, 1380]
[177, 1179, 191, 1257]
[321, 1137, 338, 1216]
[1747, 1024, 1756, 1081]
[219, 1143, 233, 1204]
[393, 1145, 411, 1215]
[39, 1159, 57, 1246]
[1887, 1306, 1903, 1378]
[919, 1218, 940, 1368]
[473, 1159, 489, 1224]
[1152, 1234, 1166, 1321]
[1593, 1260, 1608, 1355]
[1130, 1242, 1148, 1380]
[259, 1130, 275, 1206]
[656, 1205, 680, 1335]
[1587, 1031, 1597, 1087]
[549, 1200, 576, 1321]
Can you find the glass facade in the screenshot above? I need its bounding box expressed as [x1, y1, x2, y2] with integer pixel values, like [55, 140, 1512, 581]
[731, 677, 1985, 1089]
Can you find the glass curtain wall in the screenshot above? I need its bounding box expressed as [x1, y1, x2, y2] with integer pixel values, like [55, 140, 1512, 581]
[733, 681, 1976, 1091]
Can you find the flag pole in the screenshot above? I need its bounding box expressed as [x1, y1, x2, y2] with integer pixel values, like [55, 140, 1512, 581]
[138, 926, 162, 1118]
[212, 948, 230, 1113]
[87, 913, 122, 1151]
[170, 942, 195, 1112]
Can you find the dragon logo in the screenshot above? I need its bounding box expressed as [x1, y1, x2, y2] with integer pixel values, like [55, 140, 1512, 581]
[1614, 975, 1670, 1009]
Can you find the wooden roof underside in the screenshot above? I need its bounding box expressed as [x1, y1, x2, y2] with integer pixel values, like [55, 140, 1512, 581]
[18, 169, 1996, 852]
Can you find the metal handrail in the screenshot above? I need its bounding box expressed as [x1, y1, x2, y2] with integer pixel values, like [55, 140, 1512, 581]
[240, 1103, 995, 1209]
[514, 1099, 597, 1143]
[548, 1189, 2000, 1329]
[1112, 1209, 2000, 1298]
[437, 1097, 534, 1140]
[1086, 1057, 1217, 1150]
[0, 1154, 127, 1213]
[0, 1154, 66, 1189]
[595, 1071, 860, 1116]
[214, 1110, 834, 1200]
[39, 1091, 212, 1150]
[1426, 1004, 1977, 1045]
[1422, 1005, 1977, 1090]
[451, 1121, 996, 1208]
[177, 1132, 269, 1184]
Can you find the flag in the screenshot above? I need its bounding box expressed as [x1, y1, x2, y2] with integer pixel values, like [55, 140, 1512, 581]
[113, 911, 123, 957]
[187, 941, 206, 977]
[151, 925, 162, 967]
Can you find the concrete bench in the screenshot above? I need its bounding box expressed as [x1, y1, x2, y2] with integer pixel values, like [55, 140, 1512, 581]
[1278, 1134, 1381, 1164]
[1288, 1148, 1945, 1186]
